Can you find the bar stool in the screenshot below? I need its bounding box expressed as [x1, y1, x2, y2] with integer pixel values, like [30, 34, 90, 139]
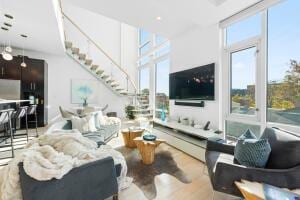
[27, 105, 38, 137]
[11, 106, 29, 142]
[0, 109, 14, 158]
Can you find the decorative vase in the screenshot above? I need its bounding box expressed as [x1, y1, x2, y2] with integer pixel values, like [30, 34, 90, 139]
[83, 98, 88, 107]
[161, 106, 166, 122]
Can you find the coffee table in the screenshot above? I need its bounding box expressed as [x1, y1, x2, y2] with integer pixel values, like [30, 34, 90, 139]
[134, 136, 166, 165]
[235, 180, 300, 200]
[121, 127, 144, 148]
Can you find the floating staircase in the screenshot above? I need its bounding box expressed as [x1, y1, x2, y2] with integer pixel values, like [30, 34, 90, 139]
[65, 41, 130, 96]
[131, 94, 153, 119]
[61, 10, 154, 119]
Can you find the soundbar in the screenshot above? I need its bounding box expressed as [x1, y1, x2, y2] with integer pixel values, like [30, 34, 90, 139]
[175, 101, 205, 107]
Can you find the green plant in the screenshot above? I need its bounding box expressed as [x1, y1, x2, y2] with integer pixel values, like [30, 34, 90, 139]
[125, 105, 135, 119]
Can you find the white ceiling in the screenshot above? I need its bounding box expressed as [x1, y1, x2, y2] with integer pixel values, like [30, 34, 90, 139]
[0, 0, 261, 55]
[65, 0, 261, 38]
[0, 0, 65, 55]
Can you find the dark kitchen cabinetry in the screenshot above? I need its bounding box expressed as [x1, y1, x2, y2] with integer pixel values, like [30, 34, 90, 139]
[20, 57, 48, 128]
[0, 56, 21, 80]
[0, 55, 48, 127]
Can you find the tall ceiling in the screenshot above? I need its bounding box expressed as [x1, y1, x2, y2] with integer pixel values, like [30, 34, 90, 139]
[0, 0, 65, 55]
[0, 0, 261, 55]
[65, 0, 261, 38]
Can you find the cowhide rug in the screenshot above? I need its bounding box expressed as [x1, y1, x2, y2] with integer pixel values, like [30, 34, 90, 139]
[116, 146, 191, 200]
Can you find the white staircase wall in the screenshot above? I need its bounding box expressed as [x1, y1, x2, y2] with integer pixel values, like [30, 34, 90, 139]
[63, 3, 138, 93]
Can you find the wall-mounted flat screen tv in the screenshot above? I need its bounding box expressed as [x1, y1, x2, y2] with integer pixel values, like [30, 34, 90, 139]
[169, 63, 215, 100]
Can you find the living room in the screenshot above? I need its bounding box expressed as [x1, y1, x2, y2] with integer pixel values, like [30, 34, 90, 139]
[0, 0, 299, 199]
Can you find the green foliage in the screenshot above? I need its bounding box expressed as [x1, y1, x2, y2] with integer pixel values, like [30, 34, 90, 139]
[267, 60, 300, 110]
[141, 88, 149, 94]
[125, 105, 135, 119]
[232, 94, 255, 108]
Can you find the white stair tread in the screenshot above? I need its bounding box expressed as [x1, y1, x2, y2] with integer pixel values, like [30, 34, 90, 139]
[136, 113, 153, 117]
[78, 53, 86, 60]
[85, 59, 92, 65]
[91, 65, 99, 71]
[71, 47, 79, 54]
[132, 108, 152, 112]
[101, 75, 109, 79]
[65, 41, 72, 48]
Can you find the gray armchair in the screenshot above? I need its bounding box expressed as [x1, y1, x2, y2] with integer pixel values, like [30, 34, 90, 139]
[205, 127, 300, 197]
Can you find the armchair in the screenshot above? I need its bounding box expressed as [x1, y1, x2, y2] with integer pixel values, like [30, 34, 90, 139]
[205, 127, 300, 197]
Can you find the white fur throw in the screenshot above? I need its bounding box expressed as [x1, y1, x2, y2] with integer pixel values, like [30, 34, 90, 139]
[0, 132, 132, 200]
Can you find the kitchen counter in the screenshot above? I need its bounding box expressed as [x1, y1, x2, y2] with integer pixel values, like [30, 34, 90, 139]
[0, 99, 30, 104]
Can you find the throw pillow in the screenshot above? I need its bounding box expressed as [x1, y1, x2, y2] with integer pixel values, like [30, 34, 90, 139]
[71, 115, 97, 133]
[234, 138, 271, 168]
[238, 129, 257, 140]
[93, 111, 103, 129]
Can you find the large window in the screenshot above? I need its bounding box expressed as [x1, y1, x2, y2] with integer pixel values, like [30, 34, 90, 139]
[267, 0, 300, 126]
[139, 68, 150, 94]
[138, 28, 170, 119]
[155, 59, 170, 118]
[231, 47, 257, 116]
[226, 14, 261, 46]
[223, 0, 300, 139]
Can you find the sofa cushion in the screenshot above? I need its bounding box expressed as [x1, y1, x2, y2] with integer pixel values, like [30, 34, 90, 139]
[94, 111, 103, 129]
[71, 115, 97, 133]
[234, 139, 271, 168]
[205, 151, 235, 184]
[261, 127, 300, 169]
[82, 133, 105, 147]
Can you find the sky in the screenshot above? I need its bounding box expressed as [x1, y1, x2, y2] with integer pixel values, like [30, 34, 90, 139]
[230, 0, 300, 89]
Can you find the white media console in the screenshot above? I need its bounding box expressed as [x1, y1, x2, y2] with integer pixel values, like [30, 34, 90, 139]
[153, 119, 223, 162]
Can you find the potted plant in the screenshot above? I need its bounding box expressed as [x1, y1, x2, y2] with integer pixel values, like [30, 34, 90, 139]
[125, 105, 135, 119]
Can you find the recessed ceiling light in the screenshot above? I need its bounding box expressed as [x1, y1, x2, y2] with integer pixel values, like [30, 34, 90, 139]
[20, 34, 28, 38]
[4, 22, 12, 27]
[1, 27, 9, 31]
[4, 14, 13, 19]
[156, 16, 162, 21]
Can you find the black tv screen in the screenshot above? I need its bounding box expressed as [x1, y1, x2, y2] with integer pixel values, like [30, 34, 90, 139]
[169, 63, 215, 100]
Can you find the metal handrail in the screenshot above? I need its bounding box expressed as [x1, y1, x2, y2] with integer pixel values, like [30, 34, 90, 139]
[61, 11, 137, 92]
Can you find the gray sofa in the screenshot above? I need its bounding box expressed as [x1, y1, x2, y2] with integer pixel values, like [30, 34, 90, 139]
[205, 127, 300, 197]
[46, 119, 119, 146]
[19, 157, 121, 200]
[18, 119, 122, 200]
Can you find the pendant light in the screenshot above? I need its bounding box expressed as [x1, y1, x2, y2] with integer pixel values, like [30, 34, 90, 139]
[20, 34, 27, 67]
[2, 41, 13, 61]
[20, 48, 27, 67]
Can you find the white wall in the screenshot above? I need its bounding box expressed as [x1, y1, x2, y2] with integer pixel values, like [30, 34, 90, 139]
[10, 5, 139, 123]
[169, 24, 220, 129]
[63, 4, 138, 93]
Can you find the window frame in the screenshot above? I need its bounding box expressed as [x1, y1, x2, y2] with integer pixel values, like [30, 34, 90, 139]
[221, 0, 300, 137]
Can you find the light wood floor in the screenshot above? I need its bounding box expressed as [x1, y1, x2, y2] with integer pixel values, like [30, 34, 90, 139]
[108, 133, 237, 200]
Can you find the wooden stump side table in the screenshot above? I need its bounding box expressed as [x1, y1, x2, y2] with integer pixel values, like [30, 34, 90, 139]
[134, 137, 166, 165]
[121, 128, 144, 148]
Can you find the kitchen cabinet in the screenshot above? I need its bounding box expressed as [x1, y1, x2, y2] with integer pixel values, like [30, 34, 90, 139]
[20, 56, 48, 128]
[0, 56, 21, 80]
[0, 55, 48, 127]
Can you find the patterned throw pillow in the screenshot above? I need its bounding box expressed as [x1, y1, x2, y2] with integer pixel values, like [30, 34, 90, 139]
[238, 129, 257, 140]
[234, 129, 271, 168]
